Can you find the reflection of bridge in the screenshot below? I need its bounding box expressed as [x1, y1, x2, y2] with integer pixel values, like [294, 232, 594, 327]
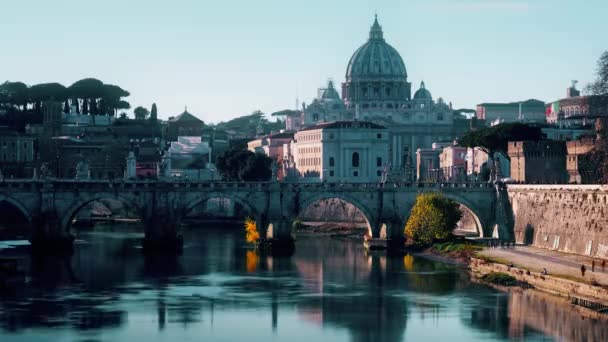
[0, 180, 512, 251]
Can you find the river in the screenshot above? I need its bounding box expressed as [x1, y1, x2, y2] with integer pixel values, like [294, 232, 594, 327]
[0, 224, 606, 342]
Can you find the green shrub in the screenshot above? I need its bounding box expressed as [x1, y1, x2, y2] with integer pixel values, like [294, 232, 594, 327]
[405, 193, 462, 246]
[480, 272, 518, 286]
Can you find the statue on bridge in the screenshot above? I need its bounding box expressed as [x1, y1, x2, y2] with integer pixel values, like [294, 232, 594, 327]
[39, 163, 49, 180]
[158, 151, 172, 179]
[75, 159, 90, 180]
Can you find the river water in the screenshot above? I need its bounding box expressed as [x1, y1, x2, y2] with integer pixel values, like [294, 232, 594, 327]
[0, 225, 606, 342]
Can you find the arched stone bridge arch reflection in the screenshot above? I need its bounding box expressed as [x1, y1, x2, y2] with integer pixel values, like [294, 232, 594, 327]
[0, 180, 511, 252]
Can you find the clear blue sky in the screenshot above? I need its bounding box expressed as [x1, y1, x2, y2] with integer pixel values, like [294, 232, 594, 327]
[1, 0, 606, 123]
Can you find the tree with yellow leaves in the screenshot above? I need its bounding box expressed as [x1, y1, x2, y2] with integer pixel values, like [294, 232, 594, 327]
[405, 193, 462, 246]
[244, 217, 260, 244]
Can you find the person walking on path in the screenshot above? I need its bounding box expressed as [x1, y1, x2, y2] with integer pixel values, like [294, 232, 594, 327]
[581, 264, 586, 277]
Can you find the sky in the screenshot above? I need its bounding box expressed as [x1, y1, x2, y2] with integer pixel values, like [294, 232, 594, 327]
[1, 0, 607, 123]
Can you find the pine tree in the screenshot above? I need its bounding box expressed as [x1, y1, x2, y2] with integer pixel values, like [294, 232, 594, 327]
[150, 103, 158, 122]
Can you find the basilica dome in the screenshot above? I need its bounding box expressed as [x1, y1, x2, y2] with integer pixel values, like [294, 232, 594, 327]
[414, 81, 432, 100]
[345, 16, 407, 81]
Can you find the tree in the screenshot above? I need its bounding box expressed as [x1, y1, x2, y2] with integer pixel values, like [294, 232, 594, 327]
[68, 78, 104, 115]
[404, 193, 462, 246]
[150, 103, 158, 123]
[586, 51, 608, 98]
[583, 51, 608, 183]
[216, 148, 272, 181]
[133, 106, 149, 120]
[0, 81, 29, 112]
[100, 84, 130, 116]
[458, 123, 545, 160]
[29, 83, 68, 114]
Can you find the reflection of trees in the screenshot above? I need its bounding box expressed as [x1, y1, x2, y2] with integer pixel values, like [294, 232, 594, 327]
[0, 296, 126, 332]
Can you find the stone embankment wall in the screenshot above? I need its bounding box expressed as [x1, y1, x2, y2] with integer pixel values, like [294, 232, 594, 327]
[508, 185, 608, 258]
[470, 258, 608, 307]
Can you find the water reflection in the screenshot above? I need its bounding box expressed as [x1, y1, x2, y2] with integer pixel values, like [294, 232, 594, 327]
[0, 225, 606, 341]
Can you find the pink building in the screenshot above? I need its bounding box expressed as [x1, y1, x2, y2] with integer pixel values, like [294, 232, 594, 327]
[439, 146, 467, 182]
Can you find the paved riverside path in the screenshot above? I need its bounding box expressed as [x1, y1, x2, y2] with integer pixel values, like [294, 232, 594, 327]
[479, 245, 608, 286]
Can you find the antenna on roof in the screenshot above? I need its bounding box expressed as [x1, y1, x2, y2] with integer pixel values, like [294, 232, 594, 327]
[296, 85, 299, 111]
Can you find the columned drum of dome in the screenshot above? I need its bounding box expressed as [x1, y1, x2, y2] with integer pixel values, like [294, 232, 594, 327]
[342, 16, 412, 112]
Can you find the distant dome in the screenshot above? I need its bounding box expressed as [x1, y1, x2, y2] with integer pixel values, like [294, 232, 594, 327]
[345, 15, 407, 81]
[321, 80, 341, 100]
[414, 81, 432, 100]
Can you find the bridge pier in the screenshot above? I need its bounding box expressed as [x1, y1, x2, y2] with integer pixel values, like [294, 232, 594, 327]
[256, 215, 295, 255]
[30, 212, 75, 254]
[142, 214, 183, 254]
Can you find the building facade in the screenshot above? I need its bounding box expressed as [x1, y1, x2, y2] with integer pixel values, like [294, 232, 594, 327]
[476, 99, 546, 124]
[288, 121, 389, 182]
[508, 141, 568, 184]
[0, 127, 36, 178]
[283, 16, 471, 177]
[167, 109, 205, 141]
[566, 138, 597, 184]
[439, 145, 467, 182]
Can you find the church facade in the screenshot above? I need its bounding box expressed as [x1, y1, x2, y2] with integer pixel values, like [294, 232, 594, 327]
[297, 16, 465, 178]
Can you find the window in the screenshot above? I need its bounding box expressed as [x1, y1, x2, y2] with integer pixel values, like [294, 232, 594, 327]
[329, 133, 335, 139]
[353, 171, 358, 177]
[377, 170, 382, 176]
[329, 157, 335, 167]
[376, 157, 382, 167]
[437, 112, 444, 121]
[329, 170, 334, 177]
[352, 152, 360, 167]
[377, 133, 382, 139]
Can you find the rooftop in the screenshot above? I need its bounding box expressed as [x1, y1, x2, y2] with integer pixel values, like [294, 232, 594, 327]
[300, 120, 386, 131]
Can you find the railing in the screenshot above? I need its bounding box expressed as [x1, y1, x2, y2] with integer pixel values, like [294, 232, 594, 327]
[0, 178, 495, 192]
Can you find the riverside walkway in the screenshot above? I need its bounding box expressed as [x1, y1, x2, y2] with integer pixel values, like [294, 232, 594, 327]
[480, 245, 608, 286]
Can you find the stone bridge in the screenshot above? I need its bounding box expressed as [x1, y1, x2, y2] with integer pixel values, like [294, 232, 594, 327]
[0, 180, 511, 252]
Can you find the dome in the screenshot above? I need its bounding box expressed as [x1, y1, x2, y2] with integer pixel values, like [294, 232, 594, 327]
[413, 81, 432, 100]
[345, 16, 407, 80]
[321, 80, 341, 100]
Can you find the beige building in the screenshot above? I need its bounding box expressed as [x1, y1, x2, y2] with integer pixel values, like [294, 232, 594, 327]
[566, 138, 597, 184]
[508, 141, 568, 184]
[289, 121, 389, 182]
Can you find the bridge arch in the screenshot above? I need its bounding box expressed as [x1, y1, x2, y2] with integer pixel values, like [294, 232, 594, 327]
[397, 191, 487, 238]
[60, 194, 143, 232]
[0, 193, 33, 224]
[296, 192, 376, 235]
[184, 192, 258, 219]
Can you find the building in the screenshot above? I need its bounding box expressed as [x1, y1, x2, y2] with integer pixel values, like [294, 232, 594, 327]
[476, 99, 546, 124]
[201, 127, 229, 162]
[541, 125, 593, 141]
[508, 141, 568, 184]
[415, 142, 452, 182]
[545, 83, 608, 125]
[0, 127, 36, 178]
[167, 108, 205, 141]
[283, 16, 471, 176]
[302, 80, 350, 127]
[439, 145, 467, 182]
[566, 138, 598, 184]
[465, 147, 510, 181]
[247, 132, 294, 180]
[167, 136, 216, 180]
[288, 121, 389, 182]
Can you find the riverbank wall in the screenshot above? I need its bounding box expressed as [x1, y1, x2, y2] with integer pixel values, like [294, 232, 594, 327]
[469, 257, 608, 308]
[507, 185, 608, 258]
